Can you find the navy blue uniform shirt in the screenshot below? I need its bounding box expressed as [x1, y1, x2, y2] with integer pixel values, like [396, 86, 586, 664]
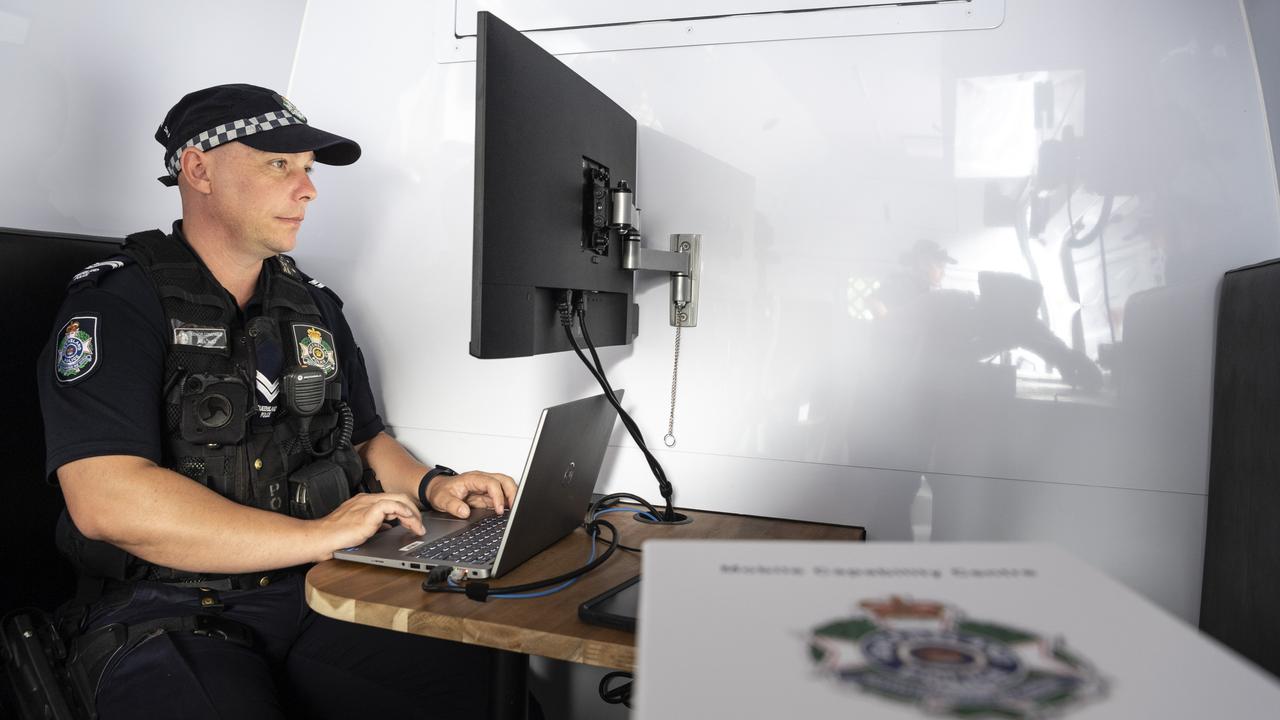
[38, 225, 384, 480]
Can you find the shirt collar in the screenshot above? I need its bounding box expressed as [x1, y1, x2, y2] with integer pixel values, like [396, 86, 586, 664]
[171, 219, 270, 313]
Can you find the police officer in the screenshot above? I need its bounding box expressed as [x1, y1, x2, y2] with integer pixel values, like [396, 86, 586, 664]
[38, 84, 518, 719]
[869, 239, 956, 320]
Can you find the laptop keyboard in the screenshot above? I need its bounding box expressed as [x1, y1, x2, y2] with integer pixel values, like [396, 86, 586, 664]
[413, 514, 509, 565]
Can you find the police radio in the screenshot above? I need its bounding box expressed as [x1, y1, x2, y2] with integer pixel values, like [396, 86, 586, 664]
[283, 365, 354, 519]
[283, 366, 326, 417]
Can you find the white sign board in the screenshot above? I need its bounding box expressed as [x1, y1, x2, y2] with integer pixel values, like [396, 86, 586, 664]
[636, 541, 1280, 718]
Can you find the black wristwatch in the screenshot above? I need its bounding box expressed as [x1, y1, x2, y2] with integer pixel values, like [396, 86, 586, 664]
[418, 465, 458, 509]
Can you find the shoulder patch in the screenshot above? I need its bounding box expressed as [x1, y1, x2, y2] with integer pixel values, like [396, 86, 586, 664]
[54, 315, 101, 384]
[292, 323, 339, 380]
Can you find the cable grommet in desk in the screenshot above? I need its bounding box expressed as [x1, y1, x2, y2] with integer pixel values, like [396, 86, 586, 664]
[635, 512, 692, 526]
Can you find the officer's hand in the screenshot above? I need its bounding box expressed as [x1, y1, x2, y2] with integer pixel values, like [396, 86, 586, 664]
[313, 492, 425, 559]
[426, 471, 518, 519]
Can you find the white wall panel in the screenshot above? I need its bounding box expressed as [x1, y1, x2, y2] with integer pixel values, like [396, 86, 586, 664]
[0, 0, 306, 237]
[288, 0, 1276, 631]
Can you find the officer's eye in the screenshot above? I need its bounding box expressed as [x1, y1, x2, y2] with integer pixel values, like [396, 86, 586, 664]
[270, 159, 287, 170]
[304, 165, 314, 175]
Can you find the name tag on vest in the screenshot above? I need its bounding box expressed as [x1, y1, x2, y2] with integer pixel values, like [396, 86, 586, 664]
[172, 321, 229, 350]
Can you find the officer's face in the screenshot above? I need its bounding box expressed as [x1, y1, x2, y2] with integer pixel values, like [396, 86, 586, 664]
[927, 262, 945, 288]
[204, 143, 318, 257]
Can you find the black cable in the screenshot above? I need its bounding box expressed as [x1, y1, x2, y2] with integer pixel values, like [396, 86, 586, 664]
[335, 401, 354, 450]
[297, 416, 316, 457]
[598, 671, 633, 709]
[587, 492, 662, 520]
[566, 300, 676, 521]
[587, 493, 662, 553]
[577, 305, 637, 415]
[576, 304, 616, 396]
[564, 326, 674, 520]
[421, 520, 620, 601]
[297, 402, 354, 459]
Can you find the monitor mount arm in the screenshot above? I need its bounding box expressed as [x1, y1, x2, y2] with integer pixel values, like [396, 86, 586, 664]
[610, 181, 702, 327]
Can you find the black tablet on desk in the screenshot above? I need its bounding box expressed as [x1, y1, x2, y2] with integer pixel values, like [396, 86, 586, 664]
[579, 575, 640, 632]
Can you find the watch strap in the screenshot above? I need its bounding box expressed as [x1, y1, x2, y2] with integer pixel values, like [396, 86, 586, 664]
[418, 464, 458, 509]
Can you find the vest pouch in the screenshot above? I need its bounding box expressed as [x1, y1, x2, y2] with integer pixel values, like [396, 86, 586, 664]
[180, 374, 249, 445]
[289, 460, 351, 519]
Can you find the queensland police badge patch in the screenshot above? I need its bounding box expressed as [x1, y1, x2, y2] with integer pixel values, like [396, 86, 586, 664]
[55, 316, 100, 384]
[807, 596, 1106, 718]
[292, 324, 337, 380]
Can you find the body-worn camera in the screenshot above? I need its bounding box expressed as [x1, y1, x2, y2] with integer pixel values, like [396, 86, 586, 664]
[180, 373, 248, 444]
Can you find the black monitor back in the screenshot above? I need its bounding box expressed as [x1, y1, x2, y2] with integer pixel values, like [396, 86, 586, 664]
[471, 12, 638, 359]
[0, 227, 120, 612]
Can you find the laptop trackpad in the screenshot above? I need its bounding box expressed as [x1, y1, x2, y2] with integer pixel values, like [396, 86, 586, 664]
[374, 518, 472, 552]
[425, 518, 471, 540]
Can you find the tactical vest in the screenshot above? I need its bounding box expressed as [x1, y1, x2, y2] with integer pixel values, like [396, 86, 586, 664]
[59, 229, 363, 585]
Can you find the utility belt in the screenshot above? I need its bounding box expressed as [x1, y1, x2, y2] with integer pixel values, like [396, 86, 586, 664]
[78, 565, 302, 648]
[142, 565, 307, 592]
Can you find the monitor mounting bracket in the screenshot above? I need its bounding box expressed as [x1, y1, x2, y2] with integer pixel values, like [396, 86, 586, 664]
[610, 181, 701, 327]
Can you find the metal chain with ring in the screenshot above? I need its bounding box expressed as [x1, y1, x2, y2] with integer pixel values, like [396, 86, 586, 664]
[665, 304, 685, 447]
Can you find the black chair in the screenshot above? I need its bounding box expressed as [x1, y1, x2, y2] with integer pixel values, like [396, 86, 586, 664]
[1202, 258, 1280, 679]
[1, 227, 120, 718]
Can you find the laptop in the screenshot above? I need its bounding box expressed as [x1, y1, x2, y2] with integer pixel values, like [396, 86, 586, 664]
[334, 391, 621, 579]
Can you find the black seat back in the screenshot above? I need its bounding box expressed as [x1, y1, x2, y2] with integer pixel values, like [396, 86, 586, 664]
[0, 228, 120, 613]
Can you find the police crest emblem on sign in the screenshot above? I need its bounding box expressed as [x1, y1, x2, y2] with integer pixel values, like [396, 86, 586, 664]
[55, 315, 100, 384]
[292, 324, 337, 380]
[807, 595, 1107, 718]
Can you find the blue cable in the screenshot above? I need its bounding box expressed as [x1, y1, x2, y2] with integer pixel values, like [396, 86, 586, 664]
[491, 577, 580, 599]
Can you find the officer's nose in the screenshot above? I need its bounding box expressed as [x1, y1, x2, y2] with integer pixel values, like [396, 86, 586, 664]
[299, 171, 317, 203]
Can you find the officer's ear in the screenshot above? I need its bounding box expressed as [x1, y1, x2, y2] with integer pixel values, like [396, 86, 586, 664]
[179, 147, 213, 195]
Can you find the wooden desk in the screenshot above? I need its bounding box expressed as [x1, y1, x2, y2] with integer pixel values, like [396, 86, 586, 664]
[306, 508, 863, 716]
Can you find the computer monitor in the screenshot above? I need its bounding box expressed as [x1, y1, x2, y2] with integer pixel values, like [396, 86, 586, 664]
[470, 12, 639, 359]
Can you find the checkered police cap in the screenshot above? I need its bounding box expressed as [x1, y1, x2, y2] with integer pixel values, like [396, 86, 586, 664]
[155, 83, 361, 186]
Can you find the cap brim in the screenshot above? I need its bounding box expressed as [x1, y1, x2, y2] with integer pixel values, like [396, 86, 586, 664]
[238, 123, 361, 166]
